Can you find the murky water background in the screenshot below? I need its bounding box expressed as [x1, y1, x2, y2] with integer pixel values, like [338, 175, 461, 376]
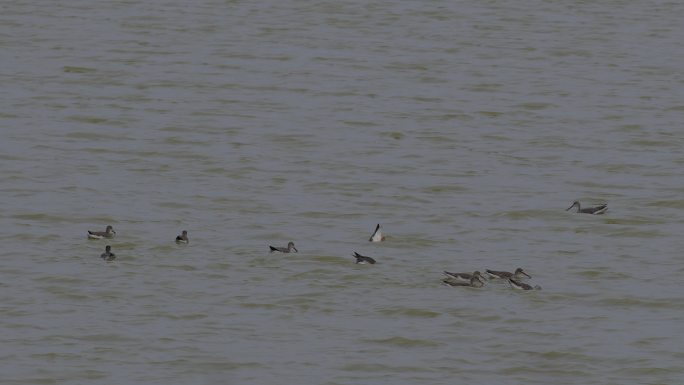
[2, 0, 684, 384]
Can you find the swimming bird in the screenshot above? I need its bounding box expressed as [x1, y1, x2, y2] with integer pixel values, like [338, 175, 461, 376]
[100, 245, 116, 261]
[175, 230, 189, 244]
[443, 270, 485, 283]
[369, 224, 385, 242]
[443, 275, 485, 288]
[269, 241, 298, 253]
[508, 278, 541, 290]
[566, 201, 608, 215]
[486, 268, 531, 280]
[88, 225, 116, 239]
[352, 252, 376, 264]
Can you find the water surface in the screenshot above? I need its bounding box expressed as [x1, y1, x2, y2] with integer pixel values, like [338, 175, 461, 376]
[2, 0, 684, 384]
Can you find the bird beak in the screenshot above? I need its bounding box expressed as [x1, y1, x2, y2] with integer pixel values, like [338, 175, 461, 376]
[565, 203, 575, 211]
[523, 271, 531, 278]
[293, 247, 298, 252]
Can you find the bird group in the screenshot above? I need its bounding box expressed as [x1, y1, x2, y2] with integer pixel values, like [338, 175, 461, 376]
[442, 268, 541, 290]
[88, 226, 189, 262]
[437, 200, 605, 290]
[88, 223, 387, 263]
[88, 201, 605, 291]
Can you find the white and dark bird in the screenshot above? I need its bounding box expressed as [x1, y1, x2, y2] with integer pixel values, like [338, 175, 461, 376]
[175, 230, 189, 244]
[369, 224, 385, 242]
[509, 278, 541, 291]
[443, 275, 485, 288]
[566, 201, 608, 215]
[269, 241, 298, 253]
[486, 268, 531, 280]
[352, 252, 376, 264]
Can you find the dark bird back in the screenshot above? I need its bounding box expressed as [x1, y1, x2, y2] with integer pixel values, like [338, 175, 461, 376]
[353, 252, 376, 264]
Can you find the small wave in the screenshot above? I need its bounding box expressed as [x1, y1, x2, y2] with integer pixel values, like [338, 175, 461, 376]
[497, 209, 549, 219]
[34, 275, 88, 285]
[466, 83, 503, 92]
[239, 302, 278, 309]
[152, 312, 208, 321]
[603, 217, 663, 225]
[378, 307, 441, 318]
[379, 131, 405, 140]
[38, 286, 92, 301]
[606, 229, 665, 238]
[523, 350, 593, 361]
[421, 185, 468, 194]
[205, 262, 232, 271]
[514, 102, 557, 110]
[575, 270, 633, 279]
[362, 336, 443, 347]
[160, 264, 198, 272]
[156, 201, 193, 209]
[191, 361, 263, 370]
[285, 268, 339, 280]
[620, 367, 683, 376]
[308, 255, 352, 265]
[66, 116, 118, 125]
[341, 120, 379, 127]
[341, 363, 433, 373]
[12, 213, 70, 223]
[628, 139, 679, 147]
[63, 66, 97, 73]
[477, 110, 503, 117]
[75, 333, 136, 342]
[7, 377, 57, 385]
[597, 297, 684, 310]
[500, 365, 590, 377]
[648, 200, 684, 209]
[64, 131, 133, 141]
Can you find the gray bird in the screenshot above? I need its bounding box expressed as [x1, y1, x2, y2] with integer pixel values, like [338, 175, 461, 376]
[486, 268, 531, 280]
[443, 275, 485, 288]
[88, 225, 116, 239]
[443, 270, 485, 283]
[509, 278, 541, 291]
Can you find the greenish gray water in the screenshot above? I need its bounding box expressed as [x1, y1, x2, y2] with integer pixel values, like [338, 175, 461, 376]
[2, 0, 684, 384]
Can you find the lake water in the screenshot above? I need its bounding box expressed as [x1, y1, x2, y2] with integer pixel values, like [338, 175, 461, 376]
[2, 0, 684, 384]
